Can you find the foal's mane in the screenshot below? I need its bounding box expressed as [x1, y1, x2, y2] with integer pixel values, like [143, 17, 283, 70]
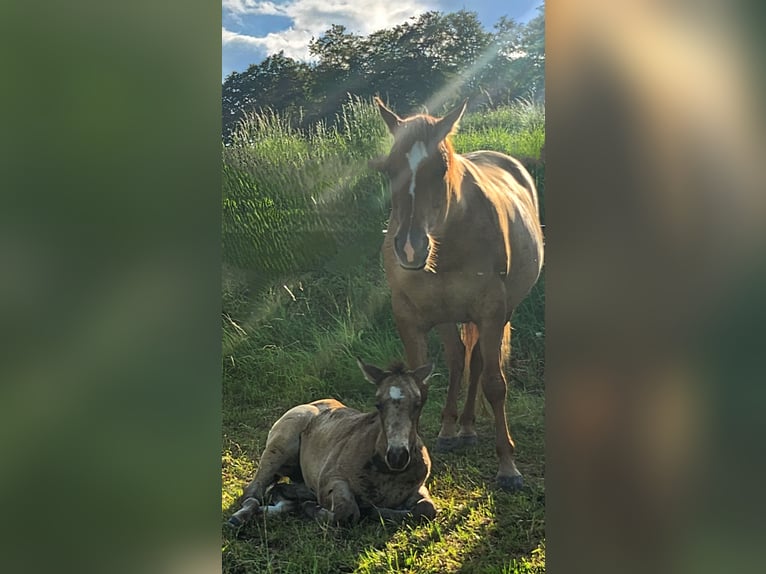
[386, 362, 407, 376]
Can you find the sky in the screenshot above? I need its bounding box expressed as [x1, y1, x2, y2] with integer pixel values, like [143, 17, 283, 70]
[222, 0, 543, 81]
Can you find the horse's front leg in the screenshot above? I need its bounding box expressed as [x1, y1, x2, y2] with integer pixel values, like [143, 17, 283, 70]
[303, 479, 360, 525]
[435, 323, 466, 452]
[407, 484, 437, 520]
[370, 486, 437, 522]
[393, 310, 429, 370]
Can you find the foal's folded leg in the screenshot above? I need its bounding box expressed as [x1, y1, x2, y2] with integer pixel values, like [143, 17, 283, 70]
[370, 506, 412, 522]
[371, 486, 437, 523]
[260, 482, 315, 516]
[406, 485, 437, 521]
[303, 479, 360, 525]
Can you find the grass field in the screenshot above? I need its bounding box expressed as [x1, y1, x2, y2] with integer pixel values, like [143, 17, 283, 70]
[221, 98, 545, 573]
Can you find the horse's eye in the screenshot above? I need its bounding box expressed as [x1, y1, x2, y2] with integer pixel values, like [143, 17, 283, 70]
[375, 403, 383, 411]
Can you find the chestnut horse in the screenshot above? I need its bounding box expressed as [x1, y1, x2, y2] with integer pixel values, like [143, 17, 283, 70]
[371, 97, 544, 490]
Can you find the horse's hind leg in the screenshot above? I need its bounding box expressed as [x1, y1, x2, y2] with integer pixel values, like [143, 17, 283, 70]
[230, 482, 313, 527]
[435, 323, 465, 452]
[241, 405, 317, 505]
[478, 320, 523, 491]
[458, 336, 482, 448]
[268, 481, 316, 503]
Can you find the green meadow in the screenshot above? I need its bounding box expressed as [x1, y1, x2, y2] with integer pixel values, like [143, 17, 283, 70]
[222, 98, 546, 573]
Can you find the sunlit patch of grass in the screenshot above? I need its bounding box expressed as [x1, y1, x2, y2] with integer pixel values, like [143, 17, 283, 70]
[221, 292, 545, 573]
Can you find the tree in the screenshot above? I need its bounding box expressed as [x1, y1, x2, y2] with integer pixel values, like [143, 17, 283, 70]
[222, 52, 312, 140]
[221, 8, 546, 138]
[480, 6, 545, 105]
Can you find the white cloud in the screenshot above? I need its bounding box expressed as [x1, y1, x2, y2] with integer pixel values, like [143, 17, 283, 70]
[223, 0, 432, 62]
[223, 1, 288, 17]
[223, 25, 316, 62]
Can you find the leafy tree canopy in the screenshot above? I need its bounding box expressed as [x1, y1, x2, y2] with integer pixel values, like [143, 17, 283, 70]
[222, 6, 545, 141]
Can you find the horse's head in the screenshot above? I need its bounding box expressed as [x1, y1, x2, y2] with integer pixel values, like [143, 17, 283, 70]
[371, 97, 467, 270]
[357, 358, 433, 472]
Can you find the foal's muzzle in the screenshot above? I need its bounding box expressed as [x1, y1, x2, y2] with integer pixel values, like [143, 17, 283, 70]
[385, 446, 411, 471]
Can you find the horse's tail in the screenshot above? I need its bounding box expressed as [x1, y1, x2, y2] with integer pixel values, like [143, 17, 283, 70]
[460, 321, 511, 373]
[501, 322, 511, 373]
[461, 321, 511, 416]
[461, 322, 480, 383]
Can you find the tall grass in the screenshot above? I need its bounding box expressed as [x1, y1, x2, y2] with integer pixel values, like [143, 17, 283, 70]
[222, 97, 545, 574]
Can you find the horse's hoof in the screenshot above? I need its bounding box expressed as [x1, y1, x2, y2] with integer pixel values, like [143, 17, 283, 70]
[226, 516, 243, 529]
[496, 475, 524, 492]
[301, 501, 321, 519]
[458, 434, 478, 448]
[434, 436, 461, 452]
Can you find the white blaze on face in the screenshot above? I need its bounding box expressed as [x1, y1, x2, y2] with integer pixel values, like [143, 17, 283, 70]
[383, 383, 414, 458]
[405, 141, 428, 199]
[403, 141, 429, 262]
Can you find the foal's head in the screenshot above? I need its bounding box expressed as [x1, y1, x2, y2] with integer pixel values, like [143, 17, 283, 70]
[357, 358, 433, 471]
[371, 97, 467, 270]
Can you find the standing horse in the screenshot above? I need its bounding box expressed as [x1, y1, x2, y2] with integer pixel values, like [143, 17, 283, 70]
[228, 360, 437, 527]
[371, 97, 544, 490]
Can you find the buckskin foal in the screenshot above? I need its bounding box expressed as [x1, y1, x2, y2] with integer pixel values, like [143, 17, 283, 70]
[371, 97, 544, 491]
[228, 360, 437, 527]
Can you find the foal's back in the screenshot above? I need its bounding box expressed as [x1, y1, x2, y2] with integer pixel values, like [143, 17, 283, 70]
[299, 401, 378, 483]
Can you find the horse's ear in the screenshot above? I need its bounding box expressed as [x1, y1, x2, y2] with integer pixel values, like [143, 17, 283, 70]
[374, 96, 402, 134]
[357, 357, 386, 385]
[411, 362, 434, 386]
[434, 98, 468, 143]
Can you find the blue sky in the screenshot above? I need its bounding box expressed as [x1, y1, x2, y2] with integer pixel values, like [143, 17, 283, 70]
[222, 0, 543, 80]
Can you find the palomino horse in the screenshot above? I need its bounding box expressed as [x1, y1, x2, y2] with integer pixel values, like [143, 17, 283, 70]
[371, 97, 544, 490]
[228, 360, 437, 527]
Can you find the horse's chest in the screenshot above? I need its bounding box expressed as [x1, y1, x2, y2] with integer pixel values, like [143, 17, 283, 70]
[358, 458, 425, 508]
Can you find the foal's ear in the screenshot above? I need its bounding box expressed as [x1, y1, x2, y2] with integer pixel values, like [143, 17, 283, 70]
[411, 362, 434, 386]
[433, 98, 468, 143]
[374, 96, 402, 134]
[356, 357, 386, 385]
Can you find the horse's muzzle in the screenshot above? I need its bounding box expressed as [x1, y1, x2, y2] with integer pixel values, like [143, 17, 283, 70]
[394, 230, 429, 270]
[385, 446, 411, 471]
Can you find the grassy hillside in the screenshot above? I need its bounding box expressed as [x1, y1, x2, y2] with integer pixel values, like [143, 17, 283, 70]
[222, 97, 546, 573]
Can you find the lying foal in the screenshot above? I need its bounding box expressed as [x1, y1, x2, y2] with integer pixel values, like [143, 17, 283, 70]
[228, 359, 437, 527]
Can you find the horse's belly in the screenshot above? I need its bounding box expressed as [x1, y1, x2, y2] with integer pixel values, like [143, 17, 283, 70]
[388, 269, 508, 324]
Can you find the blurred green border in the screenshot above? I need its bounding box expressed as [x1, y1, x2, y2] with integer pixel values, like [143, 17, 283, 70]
[0, 3, 222, 572]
